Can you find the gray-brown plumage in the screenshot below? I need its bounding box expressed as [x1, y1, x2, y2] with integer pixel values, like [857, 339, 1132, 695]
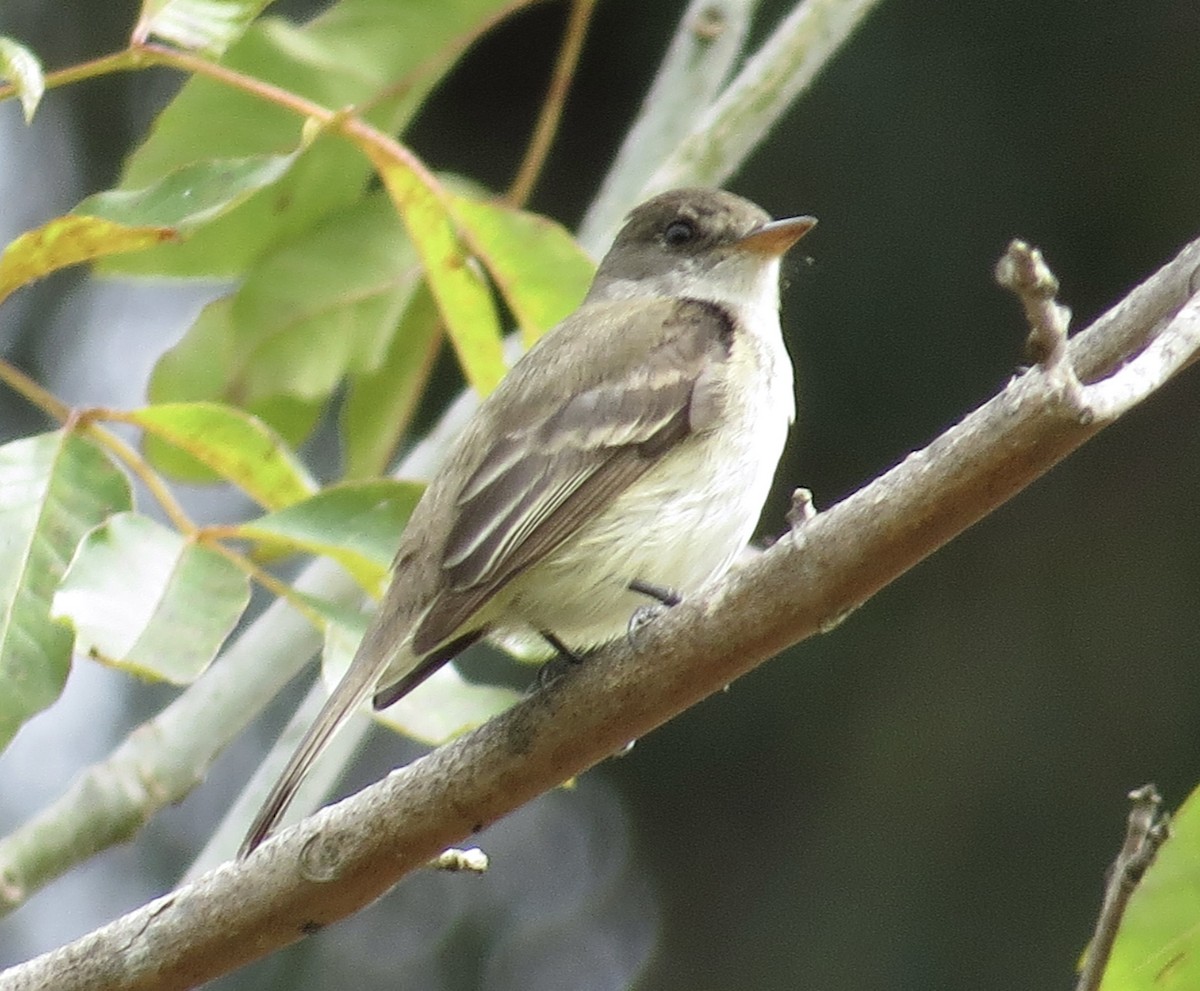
[240, 188, 815, 856]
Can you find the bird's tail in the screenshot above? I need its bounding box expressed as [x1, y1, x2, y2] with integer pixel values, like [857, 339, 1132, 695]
[238, 633, 396, 858]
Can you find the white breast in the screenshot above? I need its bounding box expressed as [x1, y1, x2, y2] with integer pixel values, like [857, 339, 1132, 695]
[496, 304, 795, 653]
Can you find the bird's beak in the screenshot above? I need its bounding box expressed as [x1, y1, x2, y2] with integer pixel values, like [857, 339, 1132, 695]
[735, 215, 818, 257]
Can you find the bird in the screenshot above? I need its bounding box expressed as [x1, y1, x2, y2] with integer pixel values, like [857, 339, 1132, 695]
[240, 187, 815, 856]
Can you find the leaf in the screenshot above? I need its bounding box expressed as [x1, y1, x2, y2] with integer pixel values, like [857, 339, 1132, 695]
[150, 192, 423, 424]
[450, 195, 595, 346]
[118, 402, 316, 508]
[52, 513, 250, 685]
[324, 614, 520, 745]
[0, 35, 44, 123]
[1099, 786, 1200, 991]
[341, 282, 443, 479]
[133, 0, 277, 56]
[236, 479, 423, 591]
[0, 216, 176, 306]
[0, 433, 132, 749]
[144, 295, 325, 460]
[107, 0, 537, 278]
[369, 155, 506, 395]
[75, 152, 300, 231]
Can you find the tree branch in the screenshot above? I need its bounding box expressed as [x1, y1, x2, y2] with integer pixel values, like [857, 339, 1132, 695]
[4, 233, 1198, 991]
[1074, 785, 1169, 991]
[0, 558, 355, 915]
[576, 0, 757, 253]
[0, 0, 864, 910]
[646, 0, 888, 198]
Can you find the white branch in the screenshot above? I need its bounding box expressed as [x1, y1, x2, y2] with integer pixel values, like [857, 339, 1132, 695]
[576, 0, 758, 253]
[647, 0, 888, 195]
[4, 233, 1199, 991]
[1080, 293, 1200, 418]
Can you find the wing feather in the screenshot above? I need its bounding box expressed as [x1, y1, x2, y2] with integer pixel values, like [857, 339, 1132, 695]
[410, 297, 732, 655]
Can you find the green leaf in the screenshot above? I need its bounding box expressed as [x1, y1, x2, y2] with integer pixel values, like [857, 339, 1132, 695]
[236, 479, 423, 591]
[145, 294, 325, 458]
[132, 0, 277, 56]
[119, 402, 316, 508]
[0, 215, 177, 306]
[51, 513, 250, 684]
[324, 614, 520, 745]
[75, 152, 300, 231]
[150, 192, 422, 425]
[341, 282, 443, 479]
[1099, 787, 1200, 990]
[450, 195, 595, 346]
[370, 156, 505, 395]
[0, 433, 132, 749]
[107, 0, 537, 278]
[0, 36, 44, 123]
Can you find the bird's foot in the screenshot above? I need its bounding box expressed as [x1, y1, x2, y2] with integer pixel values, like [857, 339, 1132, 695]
[532, 630, 584, 692]
[626, 578, 683, 646]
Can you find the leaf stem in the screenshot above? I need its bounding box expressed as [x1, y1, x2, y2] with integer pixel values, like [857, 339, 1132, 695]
[0, 357, 71, 422]
[0, 48, 141, 104]
[504, 0, 597, 207]
[204, 538, 326, 627]
[75, 416, 198, 535]
[135, 41, 334, 124]
[133, 42, 452, 208]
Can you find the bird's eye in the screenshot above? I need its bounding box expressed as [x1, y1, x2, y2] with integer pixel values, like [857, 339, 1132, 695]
[663, 219, 696, 246]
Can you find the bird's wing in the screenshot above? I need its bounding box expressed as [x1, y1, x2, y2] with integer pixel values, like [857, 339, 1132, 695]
[408, 296, 734, 655]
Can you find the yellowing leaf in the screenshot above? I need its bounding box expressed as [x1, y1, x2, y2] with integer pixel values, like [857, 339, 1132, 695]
[367, 150, 506, 395]
[0, 216, 176, 305]
[236, 480, 423, 591]
[450, 195, 595, 346]
[118, 402, 316, 509]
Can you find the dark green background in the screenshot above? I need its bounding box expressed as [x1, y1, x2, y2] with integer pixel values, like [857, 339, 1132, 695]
[1, 1, 1198, 989]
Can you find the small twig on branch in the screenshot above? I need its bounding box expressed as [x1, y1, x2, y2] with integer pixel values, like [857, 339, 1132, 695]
[786, 487, 816, 530]
[997, 237, 1200, 421]
[430, 847, 489, 873]
[1074, 785, 1170, 991]
[995, 238, 1075, 371]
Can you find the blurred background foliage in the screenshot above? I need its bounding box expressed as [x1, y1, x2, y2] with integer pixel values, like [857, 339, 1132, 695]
[1, 1, 1199, 989]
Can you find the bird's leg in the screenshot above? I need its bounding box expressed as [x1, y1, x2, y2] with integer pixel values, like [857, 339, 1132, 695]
[628, 578, 682, 607]
[533, 629, 584, 691]
[626, 578, 682, 645]
[540, 629, 582, 663]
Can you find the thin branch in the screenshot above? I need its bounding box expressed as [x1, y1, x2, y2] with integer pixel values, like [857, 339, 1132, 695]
[996, 238, 1200, 420]
[4, 232, 1199, 991]
[648, 0, 887, 196]
[77, 421, 197, 535]
[504, 0, 598, 208]
[1080, 294, 1200, 418]
[0, 369, 487, 916]
[203, 539, 326, 628]
[0, 357, 71, 423]
[0, 558, 358, 916]
[576, 0, 758, 253]
[0, 48, 140, 104]
[1075, 785, 1169, 991]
